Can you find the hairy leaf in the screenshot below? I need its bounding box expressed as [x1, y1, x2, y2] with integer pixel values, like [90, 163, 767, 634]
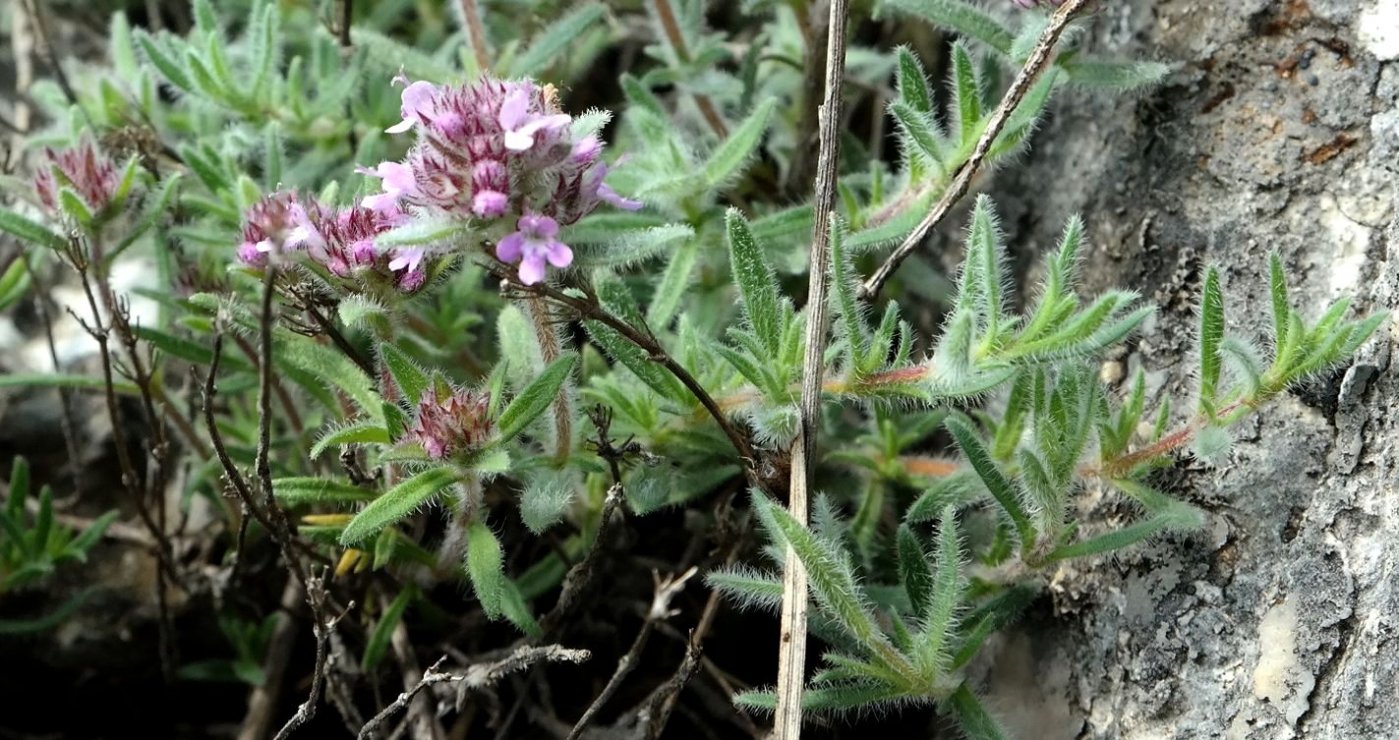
[340, 466, 458, 545]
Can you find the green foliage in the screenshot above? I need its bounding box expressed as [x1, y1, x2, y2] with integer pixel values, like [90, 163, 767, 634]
[0, 458, 116, 632]
[0, 0, 1380, 734]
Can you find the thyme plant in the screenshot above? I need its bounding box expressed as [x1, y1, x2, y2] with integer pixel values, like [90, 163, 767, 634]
[0, 0, 1381, 737]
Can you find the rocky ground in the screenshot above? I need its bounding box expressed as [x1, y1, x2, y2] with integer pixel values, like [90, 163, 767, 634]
[983, 1, 1399, 737]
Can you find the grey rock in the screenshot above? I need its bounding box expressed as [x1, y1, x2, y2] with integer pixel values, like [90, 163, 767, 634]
[974, 0, 1399, 737]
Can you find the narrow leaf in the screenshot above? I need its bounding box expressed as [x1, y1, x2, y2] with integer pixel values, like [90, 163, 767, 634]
[704, 99, 776, 189]
[362, 587, 415, 670]
[273, 477, 377, 506]
[1198, 266, 1224, 415]
[465, 520, 506, 619]
[0, 209, 67, 251]
[726, 209, 783, 356]
[509, 3, 607, 76]
[945, 415, 1034, 549]
[897, 524, 935, 617]
[379, 342, 428, 406]
[496, 354, 576, 441]
[340, 466, 458, 545]
[883, 0, 1014, 55]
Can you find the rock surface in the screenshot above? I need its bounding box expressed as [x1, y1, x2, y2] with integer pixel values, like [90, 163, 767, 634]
[981, 1, 1399, 738]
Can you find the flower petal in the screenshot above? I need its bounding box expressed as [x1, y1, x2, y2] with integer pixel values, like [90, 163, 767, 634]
[518, 253, 548, 285]
[498, 87, 531, 131]
[472, 191, 508, 218]
[544, 240, 573, 268]
[496, 233, 525, 263]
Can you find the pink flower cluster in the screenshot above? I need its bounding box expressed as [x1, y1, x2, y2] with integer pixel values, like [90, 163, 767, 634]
[237, 191, 426, 292]
[408, 387, 494, 460]
[359, 76, 640, 285]
[34, 136, 123, 216]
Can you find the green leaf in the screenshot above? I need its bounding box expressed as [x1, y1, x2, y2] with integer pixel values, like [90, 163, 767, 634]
[569, 224, 692, 268]
[1048, 479, 1203, 560]
[278, 333, 384, 424]
[465, 520, 506, 619]
[0, 256, 33, 313]
[339, 466, 459, 545]
[967, 195, 1004, 336]
[726, 209, 783, 356]
[1060, 59, 1171, 90]
[647, 237, 700, 328]
[895, 46, 933, 113]
[362, 586, 415, 671]
[496, 354, 576, 441]
[750, 492, 887, 653]
[519, 469, 576, 534]
[56, 187, 94, 227]
[1268, 252, 1290, 347]
[310, 422, 391, 459]
[822, 214, 867, 369]
[884, 0, 1014, 56]
[950, 684, 1008, 740]
[272, 477, 377, 506]
[0, 590, 94, 635]
[136, 33, 194, 92]
[0, 373, 140, 396]
[586, 321, 686, 402]
[705, 566, 785, 613]
[379, 342, 427, 406]
[703, 99, 776, 190]
[68, 510, 118, 555]
[0, 209, 67, 251]
[111, 13, 140, 80]
[497, 304, 545, 379]
[917, 506, 963, 674]
[897, 524, 935, 618]
[1198, 266, 1224, 415]
[950, 42, 983, 144]
[889, 100, 948, 176]
[509, 3, 607, 76]
[945, 415, 1034, 550]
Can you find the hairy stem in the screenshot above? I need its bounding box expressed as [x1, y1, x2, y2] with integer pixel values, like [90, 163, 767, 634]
[486, 262, 759, 480]
[525, 294, 573, 464]
[457, 0, 491, 72]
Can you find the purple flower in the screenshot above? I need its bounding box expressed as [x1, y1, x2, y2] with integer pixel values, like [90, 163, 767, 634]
[386, 80, 440, 134]
[388, 247, 425, 274]
[359, 75, 642, 233]
[236, 191, 428, 293]
[499, 87, 571, 152]
[408, 387, 493, 460]
[33, 136, 123, 216]
[237, 191, 303, 266]
[496, 214, 571, 285]
[359, 161, 419, 214]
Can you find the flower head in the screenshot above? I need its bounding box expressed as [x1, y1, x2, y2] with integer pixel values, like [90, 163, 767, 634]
[236, 191, 426, 292]
[360, 75, 643, 285]
[496, 214, 571, 285]
[408, 387, 493, 460]
[237, 191, 304, 268]
[33, 136, 124, 216]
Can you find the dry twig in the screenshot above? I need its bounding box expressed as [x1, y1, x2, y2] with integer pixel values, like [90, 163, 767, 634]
[859, 0, 1093, 301]
[358, 647, 591, 739]
[772, 0, 849, 735]
[567, 567, 699, 740]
